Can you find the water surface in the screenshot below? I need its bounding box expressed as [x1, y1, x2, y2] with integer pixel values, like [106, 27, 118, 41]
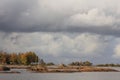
[0, 68, 120, 80]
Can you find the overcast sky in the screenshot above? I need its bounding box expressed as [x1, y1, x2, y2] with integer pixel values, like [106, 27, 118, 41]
[1, 0, 120, 64]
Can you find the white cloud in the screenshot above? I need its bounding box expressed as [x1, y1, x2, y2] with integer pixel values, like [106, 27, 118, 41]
[113, 42, 120, 58]
[67, 8, 115, 27]
[0, 32, 111, 57]
[0, 31, 119, 63]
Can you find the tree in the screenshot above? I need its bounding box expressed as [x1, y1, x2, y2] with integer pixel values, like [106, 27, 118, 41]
[0, 51, 42, 65]
[25, 51, 39, 65]
[46, 62, 55, 66]
[68, 61, 92, 66]
[39, 59, 46, 66]
[83, 61, 92, 66]
[19, 53, 27, 65]
[10, 53, 18, 64]
[0, 51, 8, 64]
[5, 53, 10, 64]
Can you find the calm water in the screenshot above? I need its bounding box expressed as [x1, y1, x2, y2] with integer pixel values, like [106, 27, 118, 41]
[0, 68, 120, 80]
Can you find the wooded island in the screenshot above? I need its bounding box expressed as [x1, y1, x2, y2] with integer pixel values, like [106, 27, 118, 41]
[0, 51, 119, 72]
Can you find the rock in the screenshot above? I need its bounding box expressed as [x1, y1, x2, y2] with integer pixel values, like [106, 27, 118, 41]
[0, 66, 10, 71]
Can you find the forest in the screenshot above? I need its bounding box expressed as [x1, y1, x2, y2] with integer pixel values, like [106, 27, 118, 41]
[0, 51, 39, 65]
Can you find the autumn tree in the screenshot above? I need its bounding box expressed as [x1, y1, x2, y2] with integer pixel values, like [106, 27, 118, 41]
[0, 51, 42, 65]
[25, 51, 38, 65]
[0, 51, 8, 64]
[19, 53, 27, 65]
[10, 53, 18, 64]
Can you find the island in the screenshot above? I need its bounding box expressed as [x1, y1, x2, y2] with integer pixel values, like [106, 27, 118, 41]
[0, 51, 119, 73]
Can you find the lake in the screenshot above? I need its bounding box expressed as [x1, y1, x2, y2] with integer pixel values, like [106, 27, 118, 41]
[0, 68, 120, 80]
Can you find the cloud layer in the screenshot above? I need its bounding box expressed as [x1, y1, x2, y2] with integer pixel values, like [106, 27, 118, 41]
[0, 32, 120, 63]
[0, 0, 120, 36]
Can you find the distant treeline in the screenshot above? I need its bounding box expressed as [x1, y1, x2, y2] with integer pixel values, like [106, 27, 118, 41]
[96, 64, 120, 67]
[0, 51, 39, 65]
[69, 62, 120, 67]
[68, 61, 92, 66]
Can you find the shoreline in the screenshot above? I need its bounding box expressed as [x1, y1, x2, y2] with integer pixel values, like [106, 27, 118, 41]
[29, 66, 119, 73]
[0, 65, 119, 73]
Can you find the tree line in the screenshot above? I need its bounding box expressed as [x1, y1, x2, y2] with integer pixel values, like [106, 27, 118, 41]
[1, 51, 120, 67]
[0, 51, 39, 65]
[0, 50, 93, 66]
[68, 61, 92, 66]
[96, 64, 120, 67]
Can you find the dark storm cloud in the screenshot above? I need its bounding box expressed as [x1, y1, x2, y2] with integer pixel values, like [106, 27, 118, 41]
[0, 0, 38, 31]
[0, 0, 120, 36]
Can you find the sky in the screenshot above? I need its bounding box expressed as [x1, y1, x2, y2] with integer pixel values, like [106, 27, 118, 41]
[1, 0, 120, 64]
